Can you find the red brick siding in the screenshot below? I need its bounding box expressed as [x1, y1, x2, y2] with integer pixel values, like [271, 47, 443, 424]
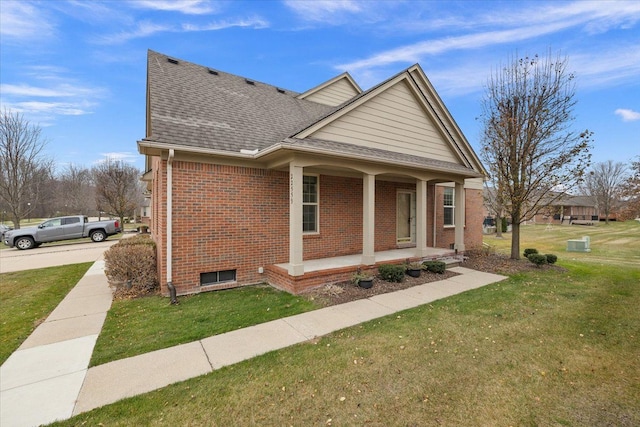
[303, 175, 363, 260]
[148, 157, 483, 295]
[434, 186, 483, 251]
[168, 162, 289, 295]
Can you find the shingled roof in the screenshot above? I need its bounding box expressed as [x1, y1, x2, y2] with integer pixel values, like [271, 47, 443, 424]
[143, 50, 484, 178]
[146, 50, 335, 153]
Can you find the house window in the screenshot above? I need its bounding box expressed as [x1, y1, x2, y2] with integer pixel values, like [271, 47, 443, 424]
[303, 175, 318, 233]
[444, 187, 455, 226]
[200, 270, 236, 286]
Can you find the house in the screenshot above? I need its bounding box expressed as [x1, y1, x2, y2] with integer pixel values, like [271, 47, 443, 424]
[138, 50, 487, 296]
[533, 194, 599, 225]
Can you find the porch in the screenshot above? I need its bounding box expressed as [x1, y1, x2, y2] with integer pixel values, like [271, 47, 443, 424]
[266, 247, 458, 294]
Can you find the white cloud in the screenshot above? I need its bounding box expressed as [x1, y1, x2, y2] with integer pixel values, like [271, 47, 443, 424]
[615, 109, 640, 122]
[0, 1, 55, 40]
[5, 101, 93, 116]
[0, 83, 101, 98]
[97, 20, 173, 44]
[284, 0, 362, 18]
[98, 16, 268, 44]
[130, 0, 217, 15]
[182, 17, 269, 31]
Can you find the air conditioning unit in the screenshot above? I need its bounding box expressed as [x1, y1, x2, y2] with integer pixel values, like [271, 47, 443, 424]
[567, 236, 591, 252]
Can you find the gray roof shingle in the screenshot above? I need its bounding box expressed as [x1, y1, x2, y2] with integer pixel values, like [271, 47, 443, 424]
[147, 50, 335, 153]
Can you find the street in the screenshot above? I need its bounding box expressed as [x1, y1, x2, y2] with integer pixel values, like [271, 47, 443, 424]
[0, 239, 120, 273]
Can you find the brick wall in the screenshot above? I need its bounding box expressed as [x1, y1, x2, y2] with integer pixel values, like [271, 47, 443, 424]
[149, 157, 484, 295]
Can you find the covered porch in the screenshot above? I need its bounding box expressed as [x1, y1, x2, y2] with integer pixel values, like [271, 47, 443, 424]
[266, 247, 458, 294]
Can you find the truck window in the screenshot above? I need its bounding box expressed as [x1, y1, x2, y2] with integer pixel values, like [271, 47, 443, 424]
[42, 219, 62, 228]
[63, 217, 80, 225]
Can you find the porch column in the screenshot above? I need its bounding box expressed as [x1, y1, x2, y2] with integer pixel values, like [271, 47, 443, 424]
[415, 179, 428, 257]
[289, 163, 304, 276]
[454, 181, 465, 252]
[362, 173, 376, 265]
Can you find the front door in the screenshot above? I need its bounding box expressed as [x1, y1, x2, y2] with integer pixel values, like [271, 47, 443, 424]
[397, 191, 416, 244]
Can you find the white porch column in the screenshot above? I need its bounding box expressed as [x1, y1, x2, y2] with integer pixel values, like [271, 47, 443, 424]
[362, 173, 376, 265]
[454, 181, 466, 252]
[415, 179, 428, 257]
[289, 163, 304, 276]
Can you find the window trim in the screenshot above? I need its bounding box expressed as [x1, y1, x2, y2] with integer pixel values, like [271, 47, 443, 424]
[302, 174, 320, 234]
[443, 187, 455, 227]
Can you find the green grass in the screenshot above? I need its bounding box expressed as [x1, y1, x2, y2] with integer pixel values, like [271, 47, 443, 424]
[0, 263, 93, 364]
[90, 285, 319, 366]
[485, 220, 640, 267]
[52, 262, 640, 426]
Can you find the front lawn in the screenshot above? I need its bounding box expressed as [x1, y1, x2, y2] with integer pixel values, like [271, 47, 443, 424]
[0, 263, 93, 364]
[53, 260, 640, 426]
[90, 285, 319, 366]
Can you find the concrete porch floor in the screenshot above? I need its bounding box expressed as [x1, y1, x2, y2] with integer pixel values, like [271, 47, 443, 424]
[275, 247, 456, 274]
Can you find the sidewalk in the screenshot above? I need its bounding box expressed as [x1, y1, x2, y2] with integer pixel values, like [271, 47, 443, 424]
[0, 263, 506, 427]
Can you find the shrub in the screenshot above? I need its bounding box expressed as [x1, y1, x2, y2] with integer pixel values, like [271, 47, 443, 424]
[422, 260, 446, 274]
[104, 235, 158, 297]
[527, 253, 547, 267]
[546, 254, 558, 264]
[523, 248, 539, 258]
[378, 264, 405, 282]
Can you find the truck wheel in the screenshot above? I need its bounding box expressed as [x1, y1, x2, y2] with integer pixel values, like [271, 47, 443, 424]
[15, 236, 35, 250]
[90, 230, 107, 242]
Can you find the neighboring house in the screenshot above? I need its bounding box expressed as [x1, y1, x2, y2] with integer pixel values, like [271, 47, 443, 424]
[533, 194, 599, 224]
[139, 196, 151, 226]
[139, 50, 488, 296]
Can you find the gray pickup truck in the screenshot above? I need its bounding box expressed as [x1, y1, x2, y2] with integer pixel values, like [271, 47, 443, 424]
[3, 215, 122, 250]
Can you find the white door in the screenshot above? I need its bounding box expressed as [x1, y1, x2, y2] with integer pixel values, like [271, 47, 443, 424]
[397, 191, 416, 244]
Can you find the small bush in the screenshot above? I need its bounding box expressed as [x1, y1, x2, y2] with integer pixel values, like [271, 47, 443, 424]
[527, 253, 547, 267]
[422, 260, 446, 274]
[104, 235, 158, 297]
[523, 248, 539, 258]
[546, 254, 558, 264]
[378, 264, 405, 283]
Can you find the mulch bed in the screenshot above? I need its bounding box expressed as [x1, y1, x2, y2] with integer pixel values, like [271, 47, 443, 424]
[303, 251, 564, 307]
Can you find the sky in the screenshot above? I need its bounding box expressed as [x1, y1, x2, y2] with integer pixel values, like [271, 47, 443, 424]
[1, 0, 639, 173]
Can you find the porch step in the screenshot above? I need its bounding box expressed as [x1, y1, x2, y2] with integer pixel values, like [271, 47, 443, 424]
[436, 256, 465, 269]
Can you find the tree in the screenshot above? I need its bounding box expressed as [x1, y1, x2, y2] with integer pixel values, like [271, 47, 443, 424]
[0, 109, 54, 228]
[581, 161, 627, 224]
[56, 164, 95, 215]
[92, 158, 142, 226]
[479, 52, 592, 259]
[619, 156, 640, 220]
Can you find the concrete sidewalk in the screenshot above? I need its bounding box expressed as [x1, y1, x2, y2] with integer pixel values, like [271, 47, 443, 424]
[0, 265, 506, 427]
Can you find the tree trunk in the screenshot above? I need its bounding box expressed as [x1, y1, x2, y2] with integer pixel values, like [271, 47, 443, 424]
[510, 220, 521, 259]
[496, 212, 503, 238]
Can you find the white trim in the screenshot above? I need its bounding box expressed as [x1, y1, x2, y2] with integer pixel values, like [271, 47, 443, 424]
[302, 174, 320, 235]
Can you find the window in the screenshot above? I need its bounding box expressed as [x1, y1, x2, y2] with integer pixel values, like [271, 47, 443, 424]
[444, 187, 455, 226]
[200, 270, 236, 286]
[303, 175, 318, 233]
[62, 217, 80, 225]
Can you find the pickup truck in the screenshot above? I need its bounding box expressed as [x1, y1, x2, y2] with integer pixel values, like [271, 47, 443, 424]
[3, 215, 122, 250]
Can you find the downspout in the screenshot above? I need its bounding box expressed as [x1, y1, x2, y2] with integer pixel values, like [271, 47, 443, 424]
[166, 149, 178, 304]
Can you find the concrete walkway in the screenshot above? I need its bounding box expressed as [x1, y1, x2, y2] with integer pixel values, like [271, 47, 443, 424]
[0, 264, 506, 427]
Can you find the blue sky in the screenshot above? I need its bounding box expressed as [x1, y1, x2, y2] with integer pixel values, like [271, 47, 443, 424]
[1, 0, 639, 173]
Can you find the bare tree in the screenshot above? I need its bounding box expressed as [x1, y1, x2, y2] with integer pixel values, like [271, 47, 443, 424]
[92, 158, 141, 226]
[480, 52, 592, 259]
[619, 156, 640, 220]
[57, 164, 95, 215]
[0, 109, 54, 228]
[581, 161, 627, 224]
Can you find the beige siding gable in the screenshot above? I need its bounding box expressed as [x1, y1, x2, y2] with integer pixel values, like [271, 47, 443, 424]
[308, 80, 460, 163]
[298, 74, 361, 107]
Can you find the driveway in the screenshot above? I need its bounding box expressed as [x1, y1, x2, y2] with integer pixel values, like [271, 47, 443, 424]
[0, 240, 120, 274]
